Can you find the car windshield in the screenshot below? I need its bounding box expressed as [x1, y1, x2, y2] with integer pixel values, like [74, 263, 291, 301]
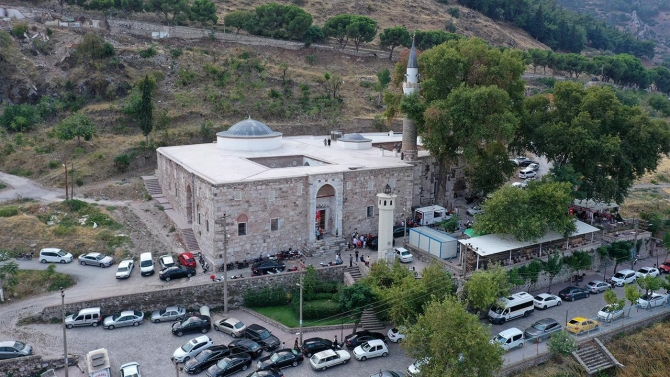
[270, 353, 282, 362]
[258, 329, 271, 339]
[638, 268, 649, 273]
[586, 282, 596, 286]
[532, 322, 547, 330]
[182, 341, 197, 352]
[613, 273, 625, 279]
[490, 305, 504, 314]
[118, 267, 128, 272]
[234, 322, 244, 329]
[159, 308, 167, 315]
[57, 251, 67, 256]
[196, 350, 212, 361]
[361, 343, 372, 352]
[13, 341, 25, 350]
[140, 260, 152, 267]
[216, 359, 231, 369]
[493, 335, 506, 344]
[310, 355, 320, 363]
[184, 257, 195, 263]
[568, 320, 580, 325]
[248, 343, 261, 351]
[95, 254, 105, 260]
[401, 251, 410, 256]
[112, 313, 121, 320]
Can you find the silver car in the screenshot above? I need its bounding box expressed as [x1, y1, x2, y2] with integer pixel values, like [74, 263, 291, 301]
[151, 306, 187, 323]
[116, 260, 134, 279]
[103, 310, 144, 329]
[79, 252, 114, 267]
[214, 317, 246, 337]
[0, 341, 33, 359]
[585, 280, 610, 294]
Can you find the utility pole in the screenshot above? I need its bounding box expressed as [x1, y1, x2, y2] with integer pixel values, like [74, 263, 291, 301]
[70, 162, 74, 199]
[631, 218, 638, 269]
[60, 287, 69, 377]
[298, 272, 303, 344]
[215, 213, 229, 313]
[63, 163, 69, 200]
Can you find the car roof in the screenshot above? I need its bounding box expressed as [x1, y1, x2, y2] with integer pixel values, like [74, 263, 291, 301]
[223, 317, 241, 324]
[0, 341, 18, 347]
[314, 349, 337, 358]
[161, 255, 174, 261]
[617, 269, 635, 274]
[498, 328, 523, 337]
[119, 310, 136, 316]
[394, 247, 409, 253]
[193, 335, 210, 343]
[231, 339, 256, 347]
[587, 280, 606, 284]
[570, 317, 588, 321]
[119, 260, 133, 267]
[535, 293, 554, 298]
[180, 252, 195, 258]
[247, 323, 265, 330]
[535, 318, 558, 325]
[363, 339, 385, 346]
[41, 248, 63, 252]
[85, 252, 101, 257]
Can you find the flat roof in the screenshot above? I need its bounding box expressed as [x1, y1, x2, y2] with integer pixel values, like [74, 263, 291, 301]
[458, 220, 600, 257]
[410, 226, 457, 242]
[158, 133, 429, 185]
[571, 199, 619, 211]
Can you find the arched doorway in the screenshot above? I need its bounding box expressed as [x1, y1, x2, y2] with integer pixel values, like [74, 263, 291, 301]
[316, 184, 336, 236]
[453, 178, 467, 198]
[186, 185, 193, 223]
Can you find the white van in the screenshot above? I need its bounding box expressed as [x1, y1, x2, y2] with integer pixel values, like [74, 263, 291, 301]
[39, 248, 73, 264]
[139, 252, 155, 276]
[65, 307, 102, 328]
[491, 328, 524, 352]
[488, 291, 535, 324]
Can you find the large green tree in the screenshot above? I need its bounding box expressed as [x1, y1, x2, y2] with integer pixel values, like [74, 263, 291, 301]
[462, 264, 510, 314]
[54, 113, 97, 145]
[189, 0, 217, 26]
[339, 282, 373, 332]
[224, 10, 255, 34]
[402, 296, 504, 377]
[147, 0, 190, 25]
[379, 26, 410, 59]
[247, 3, 313, 40]
[136, 75, 156, 145]
[323, 14, 377, 51]
[606, 241, 633, 273]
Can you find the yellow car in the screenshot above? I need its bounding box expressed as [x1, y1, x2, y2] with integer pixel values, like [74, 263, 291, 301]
[566, 317, 599, 335]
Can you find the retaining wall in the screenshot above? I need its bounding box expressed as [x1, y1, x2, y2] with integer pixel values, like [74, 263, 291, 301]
[0, 354, 78, 377]
[41, 266, 346, 320]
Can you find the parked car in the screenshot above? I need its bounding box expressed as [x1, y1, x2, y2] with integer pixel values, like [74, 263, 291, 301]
[367, 236, 395, 250]
[491, 328, 524, 352]
[637, 292, 668, 309]
[309, 349, 351, 371]
[466, 206, 483, 216]
[159, 255, 175, 270]
[392, 226, 406, 238]
[215, 318, 246, 338]
[39, 248, 73, 264]
[252, 261, 286, 276]
[172, 315, 212, 337]
[245, 368, 284, 377]
[159, 266, 196, 281]
[558, 286, 590, 301]
[353, 339, 389, 361]
[387, 327, 406, 343]
[511, 181, 528, 188]
[519, 170, 537, 179]
[611, 269, 637, 286]
[0, 341, 33, 359]
[585, 280, 611, 294]
[120, 362, 142, 377]
[344, 331, 386, 349]
[205, 353, 252, 377]
[243, 324, 280, 351]
[257, 348, 303, 370]
[518, 159, 538, 167]
[406, 358, 429, 377]
[178, 252, 197, 268]
[182, 345, 231, 374]
[151, 306, 187, 323]
[65, 307, 102, 328]
[527, 163, 540, 171]
[533, 293, 562, 309]
[394, 247, 413, 263]
[566, 317, 600, 335]
[115, 260, 134, 279]
[659, 260, 670, 274]
[636, 266, 660, 278]
[514, 156, 530, 165]
[228, 339, 264, 359]
[523, 318, 562, 342]
[301, 338, 335, 358]
[79, 252, 114, 267]
[172, 335, 213, 363]
[597, 304, 624, 322]
[103, 310, 144, 329]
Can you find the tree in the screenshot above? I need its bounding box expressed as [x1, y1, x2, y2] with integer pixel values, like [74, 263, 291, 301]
[637, 275, 663, 298]
[248, 3, 313, 41]
[463, 264, 510, 315]
[136, 75, 156, 146]
[543, 253, 563, 294]
[224, 10, 255, 34]
[147, 0, 190, 25]
[624, 284, 641, 307]
[603, 289, 625, 314]
[402, 297, 504, 377]
[411, 30, 461, 50]
[379, 26, 410, 60]
[0, 260, 19, 301]
[323, 14, 353, 49]
[339, 283, 373, 333]
[606, 241, 633, 274]
[54, 113, 97, 145]
[564, 251, 592, 284]
[547, 330, 577, 356]
[473, 181, 576, 241]
[346, 15, 377, 52]
[190, 0, 218, 26]
[0, 104, 40, 133]
[374, 69, 391, 107]
[302, 25, 324, 46]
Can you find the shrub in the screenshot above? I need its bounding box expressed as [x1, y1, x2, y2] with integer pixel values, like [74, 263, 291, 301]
[12, 23, 29, 37]
[303, 25, 325, 46]
[66, 199, 89, 212]
[297, 300, 343, 320]
[76, 178, 84, 187]
[0, 104, 41, 132]
[177, 68, 196, 86]
[536, 77, 557, 88]
[140, 44, 157, 58]
[53, 225, 76, 236]
[548, 330, 578, 356]
[86, 212, 117, 227]
[75, 33, 115, 62]
[114, 153, 133, 171]
[447, 7, 460, 18]
[170, 47, 183, 59]
[0, 206, 19, 217]
[244, 287, 287, 307]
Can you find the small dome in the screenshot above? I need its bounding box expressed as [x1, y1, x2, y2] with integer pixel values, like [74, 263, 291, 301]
[339, 133, 371, 142]
[217, 118, 282, 138]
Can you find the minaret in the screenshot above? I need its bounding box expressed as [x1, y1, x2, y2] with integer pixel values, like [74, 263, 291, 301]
[376, 184, 397, 262]
[401, 38, 420, 161]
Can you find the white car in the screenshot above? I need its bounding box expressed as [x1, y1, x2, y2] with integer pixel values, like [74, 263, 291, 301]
[172, 335, 213, 363]
[353, 339, 389, 361]
[528, 163, 540, 171]
[637, 293, 668, 309]
[387, 327, 406, 343]
[533, 293, 562, 309]
[511, 182, 527, 188]
[519, 170, 537, 179]
[636, 267, 660, 278]
[120, 362, 141, 377]
[597, 304, 624, 322]
[394, 248, 413, 263]
[611, 269, 637, 286]
[466, 206, 483, 216]
[309, 349, 351, 370]
[159, 255, 175, 270]
[115, 260, 134, 279]
[407, 358, 429, 377]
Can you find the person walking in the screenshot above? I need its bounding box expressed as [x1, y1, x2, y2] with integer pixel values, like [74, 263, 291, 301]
[294, 338, 300, 350]
[355, 250, 359, 262]
[323, 138, 327, 146]
[349, 254, 353, 267]
[328, 139, 331, 146]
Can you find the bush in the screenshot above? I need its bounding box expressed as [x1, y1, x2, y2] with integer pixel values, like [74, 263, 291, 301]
[447, 7, 460, 18]
[0, 104, 41, 132]
[170, 48, 183, 59]
[53, 225, 76, 236]
[298, 300, 343, 320]
[86, 212, 117, 227]
[114, 153, 133, 171]
[0, 206, 19, 217]
[548, 330, 578, 356]
[244, 287, 287, 307]
[140, 44, 158, 58]
[66, 199, 89, 212]
[76, 33, 115, 61]
[12, 23, 29, 37]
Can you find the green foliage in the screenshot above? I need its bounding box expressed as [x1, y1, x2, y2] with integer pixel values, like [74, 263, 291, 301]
[190, 0, 218, 26]
[447, 7, 461, 18]
[139, 44, 158, 58]
[66, 199, 89, 212]
[463, 264, 511, 313]
[637, 275, 664, 297]
[543, 253, 563, 293]
[244, 287, 287, 307]
[0, 206, 19, 217]
[11, 23, 29, 37]
[170, 47, 182, 59]
[305, 54, 316, 65]
[535, 77, 557, 87]
[323, 14, 377, 51]
[54, 112, 97, 145]
[547, 330, 578, 356]
[177, 68, 196, 86]
[114, 153, 133, 171]
[224, 10, 255, 34]
[564, 250, 592, 274]
[441, 216, 459, 232]
[648, 94, 670, 116]
[0, 104, 41, 133]
[412, 30, 462, 50]
[0, 260, 20, 291]
[75, 33, 115, 62]
[338, 282, 373, 322]
[147, 0, 190, 25]
[379, 26, 411, 59]
[605, 241, 633, 273]
[247, 3, 313, 41]
[295, 300, 342, 320]
[624, 284, 641, 306]
[303, 25, 325, 46]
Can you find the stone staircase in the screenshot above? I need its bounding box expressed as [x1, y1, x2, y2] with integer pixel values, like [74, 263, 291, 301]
[360, 308, 385, 330]
[143, 176, 163, 197]
[346, 266, 362, 281]
[573, 339, 623, 376]
[181, 228, 200, 253]
[303, 236, 348, 256]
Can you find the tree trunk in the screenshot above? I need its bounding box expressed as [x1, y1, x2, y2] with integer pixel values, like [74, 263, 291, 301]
[388, 45, 394, 60]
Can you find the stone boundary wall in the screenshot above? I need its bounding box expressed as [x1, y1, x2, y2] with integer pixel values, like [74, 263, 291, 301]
[41, 266, 346, 320]
[240, 306, 355, 335]
[0, 354, 79, 377]
[498, 307, 670, 376]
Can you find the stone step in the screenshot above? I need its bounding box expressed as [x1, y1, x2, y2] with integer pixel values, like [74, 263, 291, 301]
[181, 228, 200, 252]
[360, 308, 384, 330]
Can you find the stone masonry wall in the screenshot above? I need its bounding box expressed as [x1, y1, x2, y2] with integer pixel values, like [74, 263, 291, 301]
[42, 266, 345, 320]
[0, 354, 79, 377]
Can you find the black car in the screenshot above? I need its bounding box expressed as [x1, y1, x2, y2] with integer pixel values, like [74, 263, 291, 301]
[244, 324, 281, 351]
[392, 226, 406, 238]
[228, 339, 264, 359]
[558, 286, 590, 302]
[183, 345, 231, 374]
[518, 160, 539, 167]
[159, 266, 196, 281]
[252, 261, 286, 275]
[301, 337, 335, 357]
[367, 236, 395, 251]
[344, 331, 386, 349]
[172, 315, 212, 337]
[246, 368, 283, 377]
[256, 348, 303, 370]
[205, 353, 252, 377]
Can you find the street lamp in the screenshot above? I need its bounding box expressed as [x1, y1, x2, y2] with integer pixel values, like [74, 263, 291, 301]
[60, 287, 69, 377]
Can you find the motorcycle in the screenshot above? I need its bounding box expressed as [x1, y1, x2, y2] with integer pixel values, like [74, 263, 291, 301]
[320, 259, 343, 267]
[287, 265, 299, 272]
[202, 262, 210, 273]
[288, 249, 303, 260]
[571, 273, 585, 283]
[217, 262, 235, 272]
[16, 252, 34, 260]
[231, 274, 244, 280]
[235, 260, 249, 269]
[252, 255, 264, 264]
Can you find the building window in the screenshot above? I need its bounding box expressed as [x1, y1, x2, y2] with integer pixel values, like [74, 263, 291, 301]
[234, 191, 242, 200]
[271, 218, 279, 231]
[269, 191, 275, 201]
[297, 186, 303, 195]
[367, 206, 374, 218]
[346, 182, 352, 190]
[389, 178, 396, 188]
[197, 213, 201, 225]
[238, 222, 247, 236]
[368, 181, 374, 191]
[206, 220, 209, 232]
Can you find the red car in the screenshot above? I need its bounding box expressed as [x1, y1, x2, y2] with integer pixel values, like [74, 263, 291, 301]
[659, 260, 670, 274]
[178, 252, 197, 268]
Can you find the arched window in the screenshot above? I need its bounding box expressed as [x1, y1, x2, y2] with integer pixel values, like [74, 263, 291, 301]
[237, 214, 248, 236]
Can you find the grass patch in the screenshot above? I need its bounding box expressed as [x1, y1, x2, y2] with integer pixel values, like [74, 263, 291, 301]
[251, 304, 351, 328]
[4, 265, 75, 301]
[0, 181, 6, 190]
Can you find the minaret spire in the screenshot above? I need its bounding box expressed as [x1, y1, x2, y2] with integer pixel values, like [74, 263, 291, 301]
[401, 32, 420, 161]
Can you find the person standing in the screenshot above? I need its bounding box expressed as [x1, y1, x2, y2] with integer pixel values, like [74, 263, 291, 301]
[365, 255, 371, 266]
[294, 338, 300, 350]
[355, 249, 359, 262]
[328, 139, 331, 146]
[349, 254, 353, 267]
[323, 138, 327, 146]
